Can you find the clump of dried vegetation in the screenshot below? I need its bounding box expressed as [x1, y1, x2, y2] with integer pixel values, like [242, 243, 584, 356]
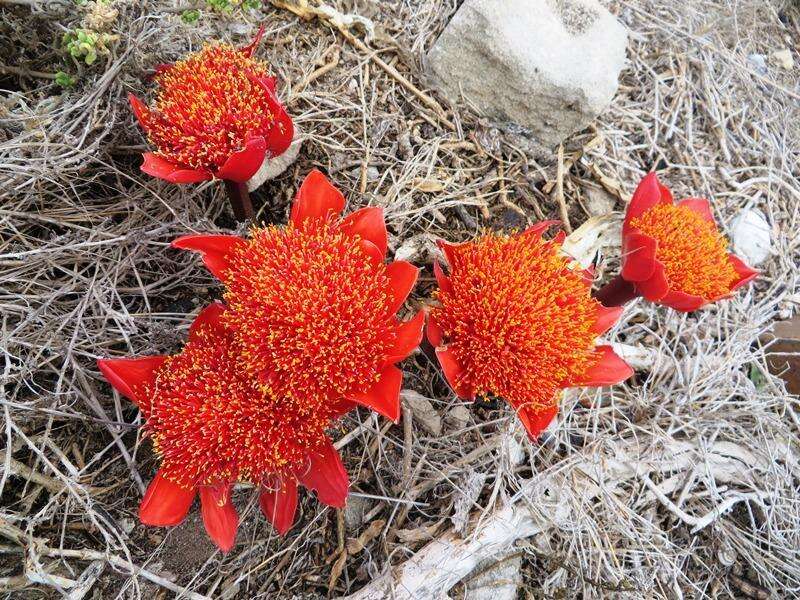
[1, 0, 799, 598]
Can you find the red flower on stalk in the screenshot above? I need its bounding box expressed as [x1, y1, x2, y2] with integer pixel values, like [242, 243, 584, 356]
[97, 302, 357, 551]
[616, 173, 758, 312]
[427, 225, 633, 440]
[129, 28, 293, 184]
[173, 169, 423, 424]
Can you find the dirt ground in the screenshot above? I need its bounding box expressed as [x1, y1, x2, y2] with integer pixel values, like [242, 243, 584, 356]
[1, 0, 799, 598]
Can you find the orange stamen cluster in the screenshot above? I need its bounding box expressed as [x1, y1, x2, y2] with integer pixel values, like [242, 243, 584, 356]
[631, 204, 738, 299]
[432, 233, 600, 413]
[139, 321, 333, 489]
[139, 43, 279, 170]
[222, 219, 397, 402]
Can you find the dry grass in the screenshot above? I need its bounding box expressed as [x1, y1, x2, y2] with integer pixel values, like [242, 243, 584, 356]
[1, 0, 799, 598]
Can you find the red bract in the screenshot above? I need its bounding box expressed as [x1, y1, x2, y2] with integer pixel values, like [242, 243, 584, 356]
[129, 29, 293, 184]
[617, 173, 758, 312]
[427, 225, 633, 440]
[97, 302, 356, 551]
[172, 169, 423, 423]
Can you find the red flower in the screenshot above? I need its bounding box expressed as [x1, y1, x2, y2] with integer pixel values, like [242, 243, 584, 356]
[427, 225, 632, 439]
[618, 173, 758, 311]
[173, 169, 423, 423]
[98, 302, 357, 551]
[129, 28, 293, 184]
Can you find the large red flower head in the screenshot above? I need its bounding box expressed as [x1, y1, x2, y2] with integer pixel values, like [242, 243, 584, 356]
[172, 169, 424, 423]
[97, 302, 356, 551]
[619, 173, 758, 312]
[427, 224, 633, 439]
[129, 28, 293, 184]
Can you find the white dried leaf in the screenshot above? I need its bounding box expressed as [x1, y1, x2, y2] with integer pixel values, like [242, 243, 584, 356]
[731, 208, 771, 266]
[451, 469, 487, 535]
[561, 213, 621, 268]
[247, 134, 303, 192]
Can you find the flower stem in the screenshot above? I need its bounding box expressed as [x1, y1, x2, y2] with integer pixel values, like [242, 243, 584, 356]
[594, 274, 638, 307]
[224, 180, 255, 222]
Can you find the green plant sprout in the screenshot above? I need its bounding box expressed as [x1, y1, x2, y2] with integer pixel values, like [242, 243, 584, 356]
[63, 29, 115, 66]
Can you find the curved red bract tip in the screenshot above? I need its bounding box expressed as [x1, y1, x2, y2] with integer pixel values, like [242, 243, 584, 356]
[386, 261, 419, 315]
[171, 234, 247, 282]
[290, 169, 346, 225]
[97, 355, 167, 407]
[259, 476, 298, 536]
[347, 364, 403, 422]
[216, 136, 267, 183]
[574, 345, 633, 387]
[200, 484, 239, 553]
[340, 206, 388, 257]
[296, 441, 349, 509]
[188, 301, 227, 342]
[139, 471, 195, 527]
[140, 153, 212, 184]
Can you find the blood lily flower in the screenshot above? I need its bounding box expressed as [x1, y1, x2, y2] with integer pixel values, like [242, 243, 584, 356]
[97, 302, 359, 551]
[128, 27, 293, 187]
[596, 173, 758, 312]
[427, 225, 633, 440]
[172, 169, 424, 425]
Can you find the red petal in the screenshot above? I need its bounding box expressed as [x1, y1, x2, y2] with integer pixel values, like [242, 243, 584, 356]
[635, 261, 670, 302]
[677, 198, 715, 224]
[553, 231, 567, 244]
[435, 347, 474, 400]
[729, 254, 759, 290]
[426, 313, 444, 348]
[152, 63, 173, 77]
[264, 98, 294, 157]
[340, 207, 388, 257]
[625, 173, 665, 229]
[259, 476, 298, 536]
[139, 471, 195, 527]
[516, 404, 558, 440]
[97, 356, 167, 407]
[433, 261, 452, 294]
[290, 169, 346, 225]
[296, 440, 349, 509]
[437, 239, 461, 267]
[347, 365, 402, 422]
[216, 136, 267, 183]
[171, 234, 246, 282]
[385, 311, 425, 364]
[659, 290, 707, 312]
[330, 398, 358, 419]
[140, 153, 212, 184]
[573, 345, 633, 386]
[386, 261, 419, 315]
[200, 484, 239, 553]
[240, 23, 266, 57]
[128, 93, 149, 131]
[621, 230, 658, 282]
[522, 219, 560, 238]
[592, 305, 624, 335]
[359, 239, 384, 265]
[189, 301, 227, 342]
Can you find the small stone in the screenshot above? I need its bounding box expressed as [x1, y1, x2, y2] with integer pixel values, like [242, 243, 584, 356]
[582, 182, 616, 216]
[747, 54, 768, 75]
[343, 495, 373, 532]
[731, 208, 771, 266]
[445, 404, 471, 430]
[425, 0, 628, 147]
[772, 48, 795, 70]
[465, 554, 523, 600]
[401, 390, 442, 436]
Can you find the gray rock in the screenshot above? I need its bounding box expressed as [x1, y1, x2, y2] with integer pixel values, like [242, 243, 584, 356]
[425, 0, 628, 147]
